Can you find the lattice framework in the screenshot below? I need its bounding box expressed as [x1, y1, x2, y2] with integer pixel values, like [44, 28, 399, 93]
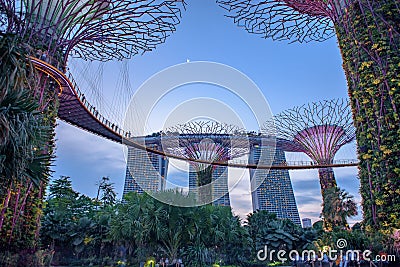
[163, 121, 249, 173]
[0, 0, 185, 61]
[264, 99, 356, 229]
[264, 99, 355, 164]
[216, 0, 352, 43]
[217, 0, 400, 231]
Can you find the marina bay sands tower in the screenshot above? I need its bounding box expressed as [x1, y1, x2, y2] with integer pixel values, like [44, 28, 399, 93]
[123, 131, 301, 226]
[123, 136, 168, 197]
[123, 143, 230, 207]
[248, 138, 301, 226]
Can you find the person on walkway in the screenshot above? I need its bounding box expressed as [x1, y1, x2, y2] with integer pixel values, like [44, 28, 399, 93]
[41, 51, 48, 62]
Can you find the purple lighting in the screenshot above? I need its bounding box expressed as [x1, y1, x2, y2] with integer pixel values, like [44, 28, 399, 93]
[163, 121, 249, 168]
[264, 99, 355, 166]
[263, 99, 356, 224]
[1, 0, 185, 62]
[184, 140, 228, 173]
[293, 125, 347, 164]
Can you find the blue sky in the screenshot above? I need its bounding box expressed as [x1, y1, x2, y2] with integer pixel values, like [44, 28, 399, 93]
[53, 0, 361, 224]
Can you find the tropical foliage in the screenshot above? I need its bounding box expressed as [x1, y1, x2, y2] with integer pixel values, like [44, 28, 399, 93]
[0, 34, 54, 253]
[109, 191, 250, 267]
[322, 187, 358, 231]
[246, 211, 318, 263]
[40, 176, 115, 266]
[315, 223, 392, 257]
[335, 0, 400, 234]
[35, 177, 319, 266]
[2, 176, 396, 266]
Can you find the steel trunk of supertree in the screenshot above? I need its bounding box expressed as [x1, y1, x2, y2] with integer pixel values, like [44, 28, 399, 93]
[318, 167, 336, 192]
[193, 162, 216, 204]
[0, 0, 184, 252]
[185, 140, 226, 204]
[217, 0, 400, 233]
[163, 121, 249, 205]
[263, 99, 355, 229]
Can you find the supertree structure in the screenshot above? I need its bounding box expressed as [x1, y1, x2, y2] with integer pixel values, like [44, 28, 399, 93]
[217, 0, 400, 233]
[0, 0, 184, 252]
[1, 0, 184, 108]
[263, 99, 356, 228]
[1, 0, 184, 62]
[163, 121, 249, 205]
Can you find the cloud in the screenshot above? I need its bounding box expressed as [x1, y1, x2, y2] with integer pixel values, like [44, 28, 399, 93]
[292, 179, 321, 193]
[334, 166, 359, 178]
[54, 121, 363, 226]
[229, 169, 252, 219]
[289, 165, 362, 225]
[296, 195, 321, 205]
[53, 121, 126, 198]
[166, 169, 188, 188]
[289, 169, 320, 182]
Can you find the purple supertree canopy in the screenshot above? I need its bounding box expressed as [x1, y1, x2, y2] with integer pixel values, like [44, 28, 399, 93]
[294, 125, 347, 164]
[0, 0, 185, 61]
[162, 121, 249, 172]
[263, 99, 355, 164]
[216, 0, 351, 42]
[183, 140, 230, 173]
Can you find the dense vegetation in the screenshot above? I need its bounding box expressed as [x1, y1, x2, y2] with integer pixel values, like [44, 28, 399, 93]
[2, 176, 396, 266]
[335, 0, 400, 234]
[0, 35, 55, 253]
[39, 176, 254, 266]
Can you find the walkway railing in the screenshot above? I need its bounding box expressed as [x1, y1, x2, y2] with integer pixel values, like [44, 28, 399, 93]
[66, 71, 130, 138]
[31, 56, 359, 170]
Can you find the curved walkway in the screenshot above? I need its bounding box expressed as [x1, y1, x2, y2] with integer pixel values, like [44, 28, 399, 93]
[30, 57, 359, 170]
[30, 57, 129, 142]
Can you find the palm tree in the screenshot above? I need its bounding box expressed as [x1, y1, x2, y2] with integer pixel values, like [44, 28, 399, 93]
[156, 203, 187, 261]
[207, 205, 250, 265]
[223, 215, 251, 265]
[41, 177, 83, 254]
[109, 193, 157, 263]
[322, 187, 358, 230]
